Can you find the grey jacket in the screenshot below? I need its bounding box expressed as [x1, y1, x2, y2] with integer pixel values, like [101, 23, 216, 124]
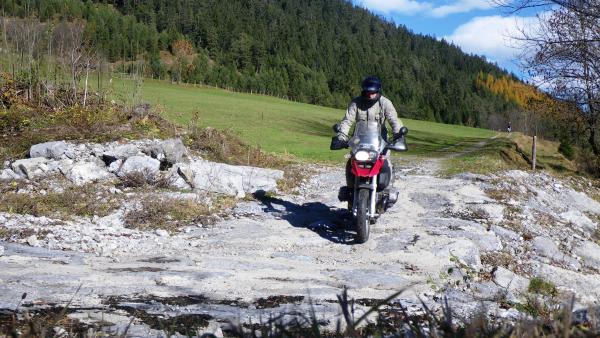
[338, 95, 403, 140]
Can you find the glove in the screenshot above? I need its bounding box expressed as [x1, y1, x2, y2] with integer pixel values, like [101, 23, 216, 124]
[330, 136, 348, 150]
[393, 133, 404, 141]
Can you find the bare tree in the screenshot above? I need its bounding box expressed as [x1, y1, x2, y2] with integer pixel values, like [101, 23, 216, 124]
[515, 1, 600, 155]
[51, 20, 95, 105]
[493, 0, 600, 18]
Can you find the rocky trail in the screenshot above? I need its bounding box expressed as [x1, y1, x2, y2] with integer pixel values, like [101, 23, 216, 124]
[1, 139, 600, 336]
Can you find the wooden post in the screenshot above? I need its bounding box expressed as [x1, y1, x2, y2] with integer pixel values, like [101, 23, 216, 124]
[532, 134, 537, 170]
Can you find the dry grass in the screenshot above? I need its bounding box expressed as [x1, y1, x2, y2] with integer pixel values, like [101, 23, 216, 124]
[2, 286, 599, 337]
[0, 184, 119, 218]
[185, 122, 306, 192]
[185, 117, 291, 170]
[481, 251, 520, 271]
[442, 134, 582, 177]
[124, 194, 235, 232]
[116, 170, 175, 189]
[513, 134, 577, 172]
[0, 227, 50, 241]
[0, 83, 180, 164]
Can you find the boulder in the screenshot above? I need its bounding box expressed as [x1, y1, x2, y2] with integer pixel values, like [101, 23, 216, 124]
[574, 241, 600, 269]
[66, 162, 113, 185]
[0, 168, 22, 181]
[107, 159, 123, 174]
[56, 159, 75, 175]
[30, 141, 68, 160]
[166, 166, 192, 190]
[26, 234, 40, 247]
[176, 160, 283, 198]
[239, 164, 284, 193]
[102, 144, 141, 164]
[11, 157, 49, 179]
[63, 143, 86, 160]
[118, 155, 161, 178]
[147, 138, 187, 164]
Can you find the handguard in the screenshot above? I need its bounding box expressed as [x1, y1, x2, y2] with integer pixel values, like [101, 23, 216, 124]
[388, 136, 408, 152]
[330, 137, 348, 150]
[389, 127, 409, 152]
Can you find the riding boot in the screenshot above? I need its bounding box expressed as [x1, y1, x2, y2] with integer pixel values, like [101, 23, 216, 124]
[382, 158, 399, 209]
[346, 159, 354, 209]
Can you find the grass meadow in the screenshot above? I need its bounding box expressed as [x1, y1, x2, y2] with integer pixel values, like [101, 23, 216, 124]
[111, 77, 496, 163]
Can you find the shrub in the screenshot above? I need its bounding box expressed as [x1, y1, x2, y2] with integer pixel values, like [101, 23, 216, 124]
[528, 277, 558, 297]
[558, 140, 575, 160]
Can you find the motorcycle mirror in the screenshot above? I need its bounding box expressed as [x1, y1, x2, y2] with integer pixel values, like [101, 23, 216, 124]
[400, 126, 408, 136]
[332, 124, 341, 133]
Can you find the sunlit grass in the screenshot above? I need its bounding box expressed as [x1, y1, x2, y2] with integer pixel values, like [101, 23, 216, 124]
[110, 77, 495, 163]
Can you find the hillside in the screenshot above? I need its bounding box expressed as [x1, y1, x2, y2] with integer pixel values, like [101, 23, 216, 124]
[113, 78, 496, 162]
[2, 0, 521, 129]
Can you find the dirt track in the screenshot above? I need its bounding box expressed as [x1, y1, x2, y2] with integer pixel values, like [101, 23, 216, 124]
[2, 143, 600, 335]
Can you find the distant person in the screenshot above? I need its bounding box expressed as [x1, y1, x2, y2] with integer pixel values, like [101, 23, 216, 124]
[507, 121, 512, 133]
[332, 76, 404, 202]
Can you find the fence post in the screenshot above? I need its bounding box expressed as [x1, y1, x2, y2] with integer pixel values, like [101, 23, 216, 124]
[532, 134, 537, 170]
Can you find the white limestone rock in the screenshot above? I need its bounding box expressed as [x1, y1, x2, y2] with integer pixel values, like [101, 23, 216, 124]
[66, 162, 114, 185]
[118, 155, 161, 178]
[30, 141, 69, 160]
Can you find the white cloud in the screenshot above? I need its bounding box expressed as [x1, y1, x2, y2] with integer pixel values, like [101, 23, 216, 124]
[358, 0, 432, 15]
[429, 0, 494, 17]
[444, 15, 539, 66]
[357, 0, 494, 17]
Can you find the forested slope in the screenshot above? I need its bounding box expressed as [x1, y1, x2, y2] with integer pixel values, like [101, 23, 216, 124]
[1, 0, 522, 128]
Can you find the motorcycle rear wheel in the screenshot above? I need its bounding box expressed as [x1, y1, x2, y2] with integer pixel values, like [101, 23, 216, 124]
[355, 188, 370, 243]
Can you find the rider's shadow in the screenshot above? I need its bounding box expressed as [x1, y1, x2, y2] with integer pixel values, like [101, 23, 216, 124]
[252, 190, 355, 244]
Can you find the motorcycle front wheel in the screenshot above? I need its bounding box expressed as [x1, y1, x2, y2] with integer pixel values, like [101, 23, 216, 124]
[355, 188, 370, 243]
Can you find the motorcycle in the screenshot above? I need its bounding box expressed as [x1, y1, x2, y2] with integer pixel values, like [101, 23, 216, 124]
[331, 121, 408, 243]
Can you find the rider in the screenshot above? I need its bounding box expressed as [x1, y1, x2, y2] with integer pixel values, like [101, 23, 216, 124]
[333, 76, 404, 205]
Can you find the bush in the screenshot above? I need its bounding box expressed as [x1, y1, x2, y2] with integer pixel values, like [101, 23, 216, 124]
[528, 277, 558, 297]
[558, 140, 575, 160]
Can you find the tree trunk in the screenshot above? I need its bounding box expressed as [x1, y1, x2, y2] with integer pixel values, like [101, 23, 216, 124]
[83, 60, 90, 107]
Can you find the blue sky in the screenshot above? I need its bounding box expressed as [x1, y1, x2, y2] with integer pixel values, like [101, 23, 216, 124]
[352, 0, 542, 78]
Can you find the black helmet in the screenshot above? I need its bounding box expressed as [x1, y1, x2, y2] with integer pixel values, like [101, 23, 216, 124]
[361, 76, 382, 101]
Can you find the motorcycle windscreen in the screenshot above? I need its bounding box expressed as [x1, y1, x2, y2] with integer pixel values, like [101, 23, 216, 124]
[349, 121, 381, 152]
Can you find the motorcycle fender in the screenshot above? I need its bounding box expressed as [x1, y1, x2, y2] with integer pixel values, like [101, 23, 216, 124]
[351, 156, 385, 177]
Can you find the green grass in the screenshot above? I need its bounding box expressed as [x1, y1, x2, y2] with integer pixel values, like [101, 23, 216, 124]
[111, 77, 495, 163]
[441, 137, 522, 176]
[528, 277, 558, 297]
[440, 131, 578, 176]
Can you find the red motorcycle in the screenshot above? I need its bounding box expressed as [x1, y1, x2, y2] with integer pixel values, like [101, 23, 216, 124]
[331, 121, 408, 243]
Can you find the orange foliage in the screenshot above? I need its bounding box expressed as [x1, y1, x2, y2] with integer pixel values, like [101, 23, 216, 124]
[476, 72, 543, 108]
[171, 39, 194, 56]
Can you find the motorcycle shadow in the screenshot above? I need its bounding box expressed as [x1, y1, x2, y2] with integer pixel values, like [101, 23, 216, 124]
[252, 190, 356, 245]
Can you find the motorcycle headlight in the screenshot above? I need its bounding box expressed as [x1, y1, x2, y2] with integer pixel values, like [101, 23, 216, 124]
[354, 150, 370, 161]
